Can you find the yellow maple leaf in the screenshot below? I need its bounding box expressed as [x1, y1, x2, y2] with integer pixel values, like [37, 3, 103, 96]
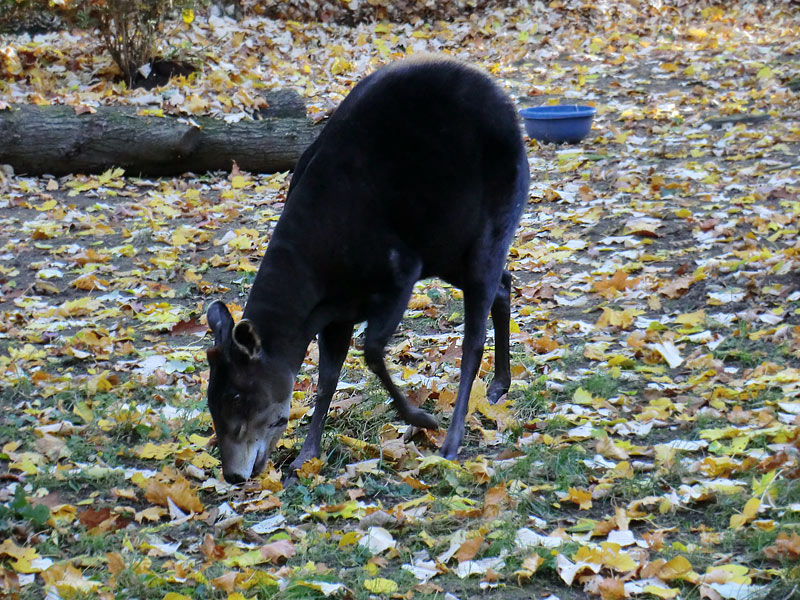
[337, 435, 379, 458]
[0, 539, 41, 573]
[40, 563, 100, 593]
[137, 442, 179, 460]
[730, 497, 761, 529]
[573, 387, 594, 405]
[330, 57, 352, 75]
[338, 531, 361, 549]
[567, 487, 593, 510]
[517, 553, 545, 579]
[675, 310, 705, 327]
[363, 578, 398, 594]
[186, 94, 209, 112]
[72, 401, 94, 424]
[296, 456, 324, 478]
[467, 378, 487, 418]
[584, 342, 609, 361]
[190, 451, 220, 469]
[231, 175, 248, 189]
[135, 506, 165, 522]
[35, 198, 57, 211]
[71, 273, 109, 291]
[659, 555, 693, 580]
[687, 27, 708, 40]
[643, 585, 680, 599]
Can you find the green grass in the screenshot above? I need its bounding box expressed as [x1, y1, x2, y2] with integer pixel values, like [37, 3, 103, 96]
[514, 369, 623, 426]
[493, 443, 589, 492]
[514, 375, 549, 423]
[572, 371, 622, 399]
[711, 323, 791, 369]
[30, 467, 127, 497]
[291, 529, 373, 571]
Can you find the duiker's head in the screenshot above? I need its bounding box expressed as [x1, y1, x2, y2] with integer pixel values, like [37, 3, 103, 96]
[206, 301, 293, 483]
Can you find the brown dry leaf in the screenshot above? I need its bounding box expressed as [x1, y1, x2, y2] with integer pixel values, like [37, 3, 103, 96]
[145, 473, 203, 514]
[260, 539, 296, 564]
[660, 276, 693, 298]
[242, 496, 282, 513]
[170, 316, 208, 336]
[626, 331, 646, 349]
[330, 394, 363, 413]
[762, 531, 800, 560]
[625, 218, 663, 238]
[531, 334, 560, 354]
[521, 282, 555, 301]
[482, 482, 509, 519]
[598, 576, 626, 600]
[593, 270, 640, 299]
[435, 387, 457, 412]
[201, 533, 226, 560]
[454, 534, 484, 564]
[78, 507, 113, 529]
[106, 552, 125, 576]
[596, 307, 641, 330]
[597, 436, 630, 460]
[402, 475, 432, 490]
[211, 571, 239, 593]
[642, 531, 665, 551]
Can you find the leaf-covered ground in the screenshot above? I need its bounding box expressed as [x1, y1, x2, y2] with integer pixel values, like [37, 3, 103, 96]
[2, 1, 800, 599]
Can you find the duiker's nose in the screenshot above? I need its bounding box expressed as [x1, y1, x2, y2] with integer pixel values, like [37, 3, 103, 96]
[224, 471, 246, 485]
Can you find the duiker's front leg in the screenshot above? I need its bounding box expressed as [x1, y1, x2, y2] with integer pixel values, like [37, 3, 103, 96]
[288, 321, 353, 476]
[363, 256, 438, 431]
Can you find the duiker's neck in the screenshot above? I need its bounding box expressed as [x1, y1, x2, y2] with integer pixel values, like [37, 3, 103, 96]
[242, 240, 321, 373]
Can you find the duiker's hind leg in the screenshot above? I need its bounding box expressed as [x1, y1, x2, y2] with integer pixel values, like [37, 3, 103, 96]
[487, 270, 512, 403]
[440, 273, 498, 460]
[363, 254, 438, 430]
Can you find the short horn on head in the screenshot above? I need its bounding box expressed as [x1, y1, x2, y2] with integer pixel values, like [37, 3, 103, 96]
[232, 319, 261, 361]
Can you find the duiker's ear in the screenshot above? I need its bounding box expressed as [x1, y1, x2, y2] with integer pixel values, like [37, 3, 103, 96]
[232, 319, 261, 361]
[207, 301, 234, 348]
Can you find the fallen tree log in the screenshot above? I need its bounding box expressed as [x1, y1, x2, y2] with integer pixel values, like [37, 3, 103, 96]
[0, 91, 321, 176]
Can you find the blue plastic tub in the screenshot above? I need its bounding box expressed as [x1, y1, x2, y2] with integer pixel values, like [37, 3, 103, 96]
[519, 105, 596, 144]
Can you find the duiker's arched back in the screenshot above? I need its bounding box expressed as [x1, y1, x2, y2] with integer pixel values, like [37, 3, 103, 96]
[206, 56, 529, 483]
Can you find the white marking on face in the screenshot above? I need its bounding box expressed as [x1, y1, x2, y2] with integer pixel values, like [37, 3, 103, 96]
[221, 438, 266, 481]
[219, 393, 291, 481]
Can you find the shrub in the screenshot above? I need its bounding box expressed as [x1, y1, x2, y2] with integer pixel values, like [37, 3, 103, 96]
[0, 1, 193, 85]
[0, 0, 63, 33]
[82, 0, 193, 85]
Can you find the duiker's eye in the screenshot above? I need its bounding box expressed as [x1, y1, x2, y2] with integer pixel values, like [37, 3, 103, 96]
[226, 393, 243, 413]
